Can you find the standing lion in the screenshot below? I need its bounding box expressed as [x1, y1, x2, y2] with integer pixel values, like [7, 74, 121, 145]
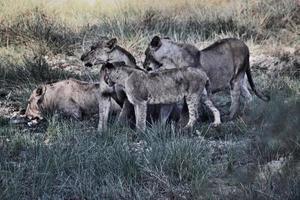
[99, 62, 221, 131]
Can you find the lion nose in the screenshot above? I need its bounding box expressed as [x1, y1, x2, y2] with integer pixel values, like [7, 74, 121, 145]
[85, 62, 93, 67]
[142, 62, 147, 68]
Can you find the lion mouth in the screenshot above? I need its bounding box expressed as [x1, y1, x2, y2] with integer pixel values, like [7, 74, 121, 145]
[146, 67, 152, 71]
[104, 74, 114, 86]
[9, 114, 42, 126]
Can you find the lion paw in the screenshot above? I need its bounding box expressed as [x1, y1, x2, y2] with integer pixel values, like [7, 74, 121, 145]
[212, 122, 221, 127]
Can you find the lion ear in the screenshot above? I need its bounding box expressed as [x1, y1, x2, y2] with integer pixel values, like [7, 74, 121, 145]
[106, 38, 117, 49]
[36, 86, 45, 96]
[150, 36, 162, 49]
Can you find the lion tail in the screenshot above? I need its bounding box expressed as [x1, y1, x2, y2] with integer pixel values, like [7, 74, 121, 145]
[245, 57, 270, 102]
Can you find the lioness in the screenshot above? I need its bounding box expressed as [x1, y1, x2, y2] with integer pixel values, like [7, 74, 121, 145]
[80, 37, 137, 68]
[143, 36, 270, 119]
[80, 37, 178, 124]
[80, 38, 172, 126]
[24, 78, 121, 125]
[80, 37, 139, 123]
[100, 62, 221, 131]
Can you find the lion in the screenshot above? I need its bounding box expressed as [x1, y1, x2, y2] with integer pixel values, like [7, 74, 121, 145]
[80, 38, 171, 126]
[80, 37, 139, 124]
[80, 37, 137, 68]
[24, 78, 121, 125]
[99, 62, 221, 131]
[143, 36, 270, 120]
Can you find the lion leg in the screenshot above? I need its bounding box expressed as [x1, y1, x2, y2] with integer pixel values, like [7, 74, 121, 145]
[98, 97, 111, 131]
[203, 98, 221, 127]
[118, 99, 134, 123]
[229, 77, 242, 120]
[241, 75, 253, 103]
[201, 88, 221, 127]
[178, 101, 189, 127]
[159, 104, 174, 125]
[134, 102, 147, 131]
[63, 101, 83, 120]
[63, 104, 82, 120]
[184, 94, 199, 130]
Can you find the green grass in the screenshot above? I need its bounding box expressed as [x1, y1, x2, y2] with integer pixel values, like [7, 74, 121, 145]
[0, 117, 213, 199]
[1, 87, 299, 199]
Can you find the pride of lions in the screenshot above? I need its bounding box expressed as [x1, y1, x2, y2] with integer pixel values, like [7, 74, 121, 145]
[23, 36, 270, 131]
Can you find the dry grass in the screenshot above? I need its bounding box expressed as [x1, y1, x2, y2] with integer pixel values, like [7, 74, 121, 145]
[1, 0, 297, 56]
[0, 0, 230, 26]
[0, 0, 298, 37]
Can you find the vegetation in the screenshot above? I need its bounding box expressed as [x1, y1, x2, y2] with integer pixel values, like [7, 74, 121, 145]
[0, 0, 299, 199]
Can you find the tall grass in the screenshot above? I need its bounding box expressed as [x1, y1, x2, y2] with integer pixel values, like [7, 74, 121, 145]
[0, 0, 245, 25]
[0, 48, 79, 105]
[1, 90, 298, 199]
[0, 118, 213, 199]
[0, 0, 298, 51]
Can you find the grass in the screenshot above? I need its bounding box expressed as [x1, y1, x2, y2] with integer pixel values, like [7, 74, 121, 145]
[1, 84, 299, 199]
[0, 118, 212, 199]
[0, 0, 299, 199]
[1, 93, 298, 199]
[0, 0, 298, 53]
[0, 52, 78, 105]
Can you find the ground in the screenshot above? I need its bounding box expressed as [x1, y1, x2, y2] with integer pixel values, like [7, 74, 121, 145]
[0, 0, 299, 199]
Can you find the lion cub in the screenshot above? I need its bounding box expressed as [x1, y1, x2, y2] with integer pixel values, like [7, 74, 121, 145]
[101, 62, 221, 131]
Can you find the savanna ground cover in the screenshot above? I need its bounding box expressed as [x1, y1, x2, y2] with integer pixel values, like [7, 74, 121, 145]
[0, 0, 299, 199]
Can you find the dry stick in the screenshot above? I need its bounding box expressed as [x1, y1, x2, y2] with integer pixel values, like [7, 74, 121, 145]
[80, 31, 94, 82]
[6, 27, 9, 47]
[81, 31, 87, 53]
